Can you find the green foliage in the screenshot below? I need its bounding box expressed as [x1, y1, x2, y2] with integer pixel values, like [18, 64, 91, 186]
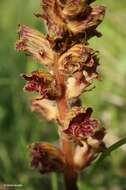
[0, 0, 126, 189]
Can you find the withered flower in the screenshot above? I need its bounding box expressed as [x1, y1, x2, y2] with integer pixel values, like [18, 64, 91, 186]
[63, 106, 105, 169]
[35, 0, 105, 54]
[58, 44, 98, 75]
[62, 0, 89, 19]
[22, 70, 61, 100]
[29, 142, 66, 173]
[31, 97, 58, 121]
[66, 5, 105, 36]
[16, 25, 54, 66]
[66, 74, 89, 99]
[37, 0, 67, 40]
[63, 107, 105, 145]
[65, 47, 99, 99]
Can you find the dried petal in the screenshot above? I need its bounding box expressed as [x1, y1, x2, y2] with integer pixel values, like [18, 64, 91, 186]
[67, 6, 105, 35]
[63, 107, 104, 144]
[31, 97, 58, 121]
[22, 70, 61, 99]
[29, 142, 66, 173]
[65, 49, 99, 99]
[66, 76, 89, 99]
[73, 127, 105, 169]
[63, 0, 88, 19]
[83, 51, 99, 82]
[58, 44, 97, 75]
[39, 0, 67, 39]
[16, 25, 54, 65]
[73, 141, 94, 169]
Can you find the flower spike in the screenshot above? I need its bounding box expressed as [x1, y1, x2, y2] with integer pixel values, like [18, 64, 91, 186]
[16, 0, 106, 189]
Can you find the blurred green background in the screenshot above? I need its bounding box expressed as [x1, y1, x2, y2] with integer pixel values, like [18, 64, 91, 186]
[0, 0, 126, 189]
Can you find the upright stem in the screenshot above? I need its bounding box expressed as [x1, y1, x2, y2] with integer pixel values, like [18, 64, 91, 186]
[64, 171, 78, 190]
[54, 55, 78, 190]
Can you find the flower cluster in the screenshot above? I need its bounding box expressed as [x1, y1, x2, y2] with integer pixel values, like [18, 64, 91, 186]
[16, 0, 106, 186]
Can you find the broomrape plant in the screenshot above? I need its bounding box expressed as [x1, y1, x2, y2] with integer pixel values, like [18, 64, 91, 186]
[16, 0, 107, 189]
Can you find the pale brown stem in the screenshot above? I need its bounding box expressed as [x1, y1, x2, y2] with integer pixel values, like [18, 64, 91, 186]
[54, 55, 79, 190]
[56, 72, 68, 121]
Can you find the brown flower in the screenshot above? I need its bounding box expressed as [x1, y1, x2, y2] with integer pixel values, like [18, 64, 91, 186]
[36, 0, 67, 40]
[16, 25, 54, 66]
[67, 5, 105, 35]
[29, 142, 66, 173]
[62, 0, 88, 19]
[58, 44, 98, 75]
[22, 70, 61, 100]
[63, 107, 104, 145]
[66, 74, 89, 99]
[65, 48, 99, 99]
[31, 97, 58, 121]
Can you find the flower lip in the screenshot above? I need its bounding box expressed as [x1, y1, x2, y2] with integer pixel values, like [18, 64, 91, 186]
[21, 71, 50, 83]
[63, 107, 100, 143]
[69, 107, 93, 126]
[21, 70, 61, 100]
[21, 71, 52, 96]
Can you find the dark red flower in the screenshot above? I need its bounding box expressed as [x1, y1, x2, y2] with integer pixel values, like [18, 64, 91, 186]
[63, 107, 102, 144]
[29, 142, 66, 173]
[22, 70, 61, 100]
